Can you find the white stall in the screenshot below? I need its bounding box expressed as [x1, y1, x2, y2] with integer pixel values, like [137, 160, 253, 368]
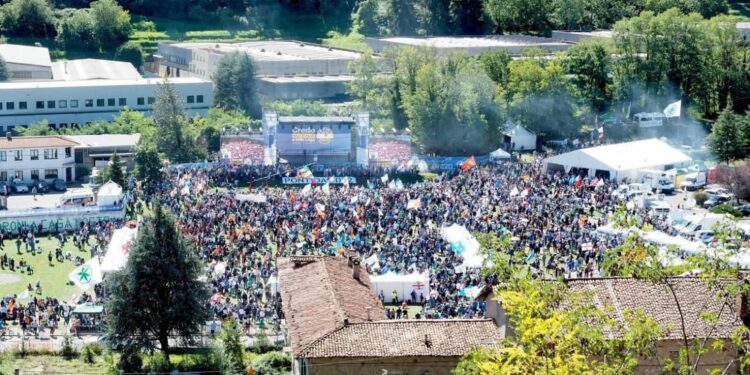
[370, 271, 430, 303]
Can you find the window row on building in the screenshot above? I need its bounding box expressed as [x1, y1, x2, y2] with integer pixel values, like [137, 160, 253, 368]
[0, 148, 71, 161]
[1, 169, 61, 182]
[0, 95, 205, 112]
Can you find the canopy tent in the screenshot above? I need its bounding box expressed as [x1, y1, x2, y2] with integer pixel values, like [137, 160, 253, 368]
[504, 123, 537, 151]
[543, 139, 691, 182]
[370, 271, 430, 303]
[101, 226, 138, 273]
[97, 181, 123, 207]
[489, 147, 511, 160]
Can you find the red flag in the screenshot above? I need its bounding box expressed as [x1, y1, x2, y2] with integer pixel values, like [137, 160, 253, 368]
[575, 176, 583, 189]
[461, 156, 476, 172]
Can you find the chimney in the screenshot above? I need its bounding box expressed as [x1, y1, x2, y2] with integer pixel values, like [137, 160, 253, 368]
[352, 258, 361, 281]
[365, 307, 372, 321]
[5, 132, 11, 141]
[424, 334, 432, 348]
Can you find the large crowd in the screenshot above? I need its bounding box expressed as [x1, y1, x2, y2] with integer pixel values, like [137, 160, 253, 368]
[143, 156, 672, 330]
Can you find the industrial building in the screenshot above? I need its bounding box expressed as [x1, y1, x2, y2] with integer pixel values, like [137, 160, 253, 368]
[0, 44, 213, 133]
[155, 41, 384, 102]
[550, 30, 614, 43]
[365, 35, 571, 56]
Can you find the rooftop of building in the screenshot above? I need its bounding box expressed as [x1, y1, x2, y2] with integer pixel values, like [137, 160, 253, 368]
[0, 44, 52, 68]
[277, 115, 357, 123]
[369, 34, 569, 49]
[551, 30, 614, 39]
[0, 76, 209, 90]
[65, 134, 142, 149]
[51, 59, 142, 81]
[299, 319, 501, 358]
[168, 40, 364, 62]
[0, 135, 79, 150]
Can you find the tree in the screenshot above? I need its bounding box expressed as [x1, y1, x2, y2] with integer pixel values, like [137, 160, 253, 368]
[105, 152, 126, 190]
[484, 0, 551, 34]
[564, 39, 612, 111]
[219, 318, 246, 375]
[133, 143, 163, 183]
[714, 161, 750, 203]
[385, 0, 418, 35]
[115, 42, 144, 69]
[90, 0, 132, 50]
[57, 10, 97, 51]
[0, 55, 8, 81]
[348, 49, 384, 110]
[707, 105, 748, 163]
[251, 352, 292, 375]
[105, 203, 209, 365]
[152, 80, 188, 162]
[212, 52, 260, 117]
[266, 100, 327, 117]
[0, 0, 57, 38]
[479, 50, 511, 86]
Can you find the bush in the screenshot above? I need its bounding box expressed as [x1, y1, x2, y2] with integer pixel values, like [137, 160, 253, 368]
[694, 191, 708, 207]
[251, 331, 275, 354]
[117, 345, 143, 373]
[710, 203, 743, 218]
[186, 30, 232, 39]
[251, 351, 291, 375]
[115, 42, 144, 69]
[133, 20, 156, 32]
[81, 344, 96, 364]
[130, 31, 168, 40]
[235, 30, 260, 39]
[144, 352, 171, 373]
[61, 334, 78, 359]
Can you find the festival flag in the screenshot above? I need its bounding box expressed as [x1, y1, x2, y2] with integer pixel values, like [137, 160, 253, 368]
[395, 179, 404, 190]
[575, 176, 583, 189]
[301, 184, 312, 196]
[342, 177, 350, 190]
[510, 187, 520, 197]
[590, 177, 599, 187]
[69, 258, 103, 291]
[407, 198, 422, 210]
[297, 165, 313, 178]
[460, 156, 476, 172]
[597, 127, 604, 140]
[381, 174, 389, 183]
[663, 100, 681, 118]
[388, 180, 396, 190]
[322, 182, 331, 195]
[315, 203, 326, 215]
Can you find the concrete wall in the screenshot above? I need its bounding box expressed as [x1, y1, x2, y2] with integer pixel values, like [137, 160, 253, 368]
[7, 63, 53, 81]
[306, 356, 461, 375]
[257, 79, 349, 101]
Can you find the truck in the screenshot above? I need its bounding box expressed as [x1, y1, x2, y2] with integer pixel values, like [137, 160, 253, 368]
[633, 112, 666, 128]
[638, 169, 675, 194]
[676, 213, 728, 238]
[681, 172, 707, 191]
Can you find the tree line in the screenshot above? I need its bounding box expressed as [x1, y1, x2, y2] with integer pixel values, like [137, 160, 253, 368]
[345, 8, 750, 155]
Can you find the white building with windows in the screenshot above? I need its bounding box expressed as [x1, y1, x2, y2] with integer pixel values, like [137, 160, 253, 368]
[0, 135, 78, 184]
[0, 78, 212, 133]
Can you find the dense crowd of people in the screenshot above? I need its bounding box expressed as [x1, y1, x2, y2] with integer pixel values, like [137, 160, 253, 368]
[142, 156, 672, 330]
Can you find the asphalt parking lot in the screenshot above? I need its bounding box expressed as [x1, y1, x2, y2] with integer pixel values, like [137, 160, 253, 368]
[5, 191, 66, 210]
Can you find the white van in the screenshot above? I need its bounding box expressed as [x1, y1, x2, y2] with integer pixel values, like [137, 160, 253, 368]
[633, 112, 665, 128]
[57, 189, 96, 207]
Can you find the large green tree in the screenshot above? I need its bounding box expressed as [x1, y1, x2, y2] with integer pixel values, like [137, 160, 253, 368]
[564, 39, 612, 111]
[707, 105, 749, 163]
[212, 52, 260, 117]
[102, 151, 127, 190]
[0, 55, 8, 81]
[152, 80, 188, 162]
[90, 0, 132, 49]
[0, 0, 56, 37]
[133, 142, 164, 183]
[105, 203, 209, 365]
[115, 42, 144, 69]
[57, 10, 97, 51]
[484, 0, 550, 34]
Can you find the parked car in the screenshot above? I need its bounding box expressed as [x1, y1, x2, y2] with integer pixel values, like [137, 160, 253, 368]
[33, 180, 50, 193]
[0, 181, 9, 196]
[12, 179, 29, 193]
[738, 204, 750, 217]
[52, 179, 67, 192]
[703, 195, 731, 208]
[695, 230, 715, 244]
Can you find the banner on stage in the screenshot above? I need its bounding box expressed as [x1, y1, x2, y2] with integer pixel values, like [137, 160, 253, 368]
[281, 176, 356, 185]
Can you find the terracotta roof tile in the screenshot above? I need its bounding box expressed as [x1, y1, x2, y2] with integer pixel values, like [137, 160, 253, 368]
[300, 319, 502, 358]
[563, 277, 743, 339]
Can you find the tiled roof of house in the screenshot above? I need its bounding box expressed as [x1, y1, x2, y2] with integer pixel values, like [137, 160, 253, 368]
[0, 136, 79, 149]
[278, 255, 388, 356]
[299, 319, 501, 358]
[564, 277, 743, 340]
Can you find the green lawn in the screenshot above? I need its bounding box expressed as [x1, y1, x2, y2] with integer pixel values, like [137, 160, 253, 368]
[0, 237, 95, 302]
[0, 353, 114, 374]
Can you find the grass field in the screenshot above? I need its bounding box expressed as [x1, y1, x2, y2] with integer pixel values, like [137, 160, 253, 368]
[0, 353, 113, 374]
[0, 237, 95, 302]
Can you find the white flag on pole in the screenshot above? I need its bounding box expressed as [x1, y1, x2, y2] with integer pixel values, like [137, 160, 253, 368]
[663, 100, 681, 118]
[69, 258, 103, 291]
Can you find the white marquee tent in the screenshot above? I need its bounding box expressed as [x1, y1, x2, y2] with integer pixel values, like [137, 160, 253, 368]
[489, 147, 511, 160]
[543, 138, 691, 181]
[97, 181, 123, 207]
[370, 271, 430, 303]
[504, 123, 537, 151]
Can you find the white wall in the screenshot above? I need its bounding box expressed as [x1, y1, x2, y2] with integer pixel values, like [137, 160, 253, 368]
[6, 63, 53, 81]
[0, 146, 75, 183]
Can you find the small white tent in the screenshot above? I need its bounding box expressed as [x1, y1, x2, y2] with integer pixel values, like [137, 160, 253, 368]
[504, 123, 537, 151]
[489, 147, 511, 160]
[97, 181, 123, 207]
[370, 271, 430, 303]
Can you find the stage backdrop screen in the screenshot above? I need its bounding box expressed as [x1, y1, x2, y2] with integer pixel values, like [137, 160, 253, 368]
[276, 122, 352, 156]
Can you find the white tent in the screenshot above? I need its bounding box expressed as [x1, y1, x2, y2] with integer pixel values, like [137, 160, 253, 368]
[97, 181, 123, 207]
[101, 226, 138, 273]
[504, 123, 537, 151]
[370, 271, 430, 303]
[543, 138, 691, 181]
[489, 147, 511, 160]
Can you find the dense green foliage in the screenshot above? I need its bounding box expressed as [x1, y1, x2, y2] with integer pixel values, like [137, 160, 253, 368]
[218, 318, 246, 375]
[133, 142, 164, 183]
[251, 351, 292, 375]
[114, 42, 144, 69]
[105, 203, 210, 365]
[707, 105, 750, 163]
[97, 151, 127, 189]
[152, 81, 190, 162]
[0, 55, 7, 81]
[213, 52, 261, 117]
[0, 0, 57, 37]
